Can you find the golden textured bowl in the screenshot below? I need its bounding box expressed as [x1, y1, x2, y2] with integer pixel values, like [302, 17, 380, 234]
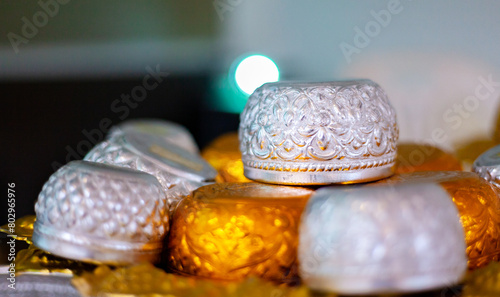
[201, 132, 250, 183]
[166, 182, 314, 283]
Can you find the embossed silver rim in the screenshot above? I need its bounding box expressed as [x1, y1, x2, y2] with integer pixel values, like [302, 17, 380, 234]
[32, 223, 162, 265]
[244, 163, 395, 185]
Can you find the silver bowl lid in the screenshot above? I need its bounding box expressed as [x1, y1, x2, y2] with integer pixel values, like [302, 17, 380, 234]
[298, 182, 466, 294]
[85, 132, 216, 184]
[239, 79, 398, 185]
[33, 161, 169, 264]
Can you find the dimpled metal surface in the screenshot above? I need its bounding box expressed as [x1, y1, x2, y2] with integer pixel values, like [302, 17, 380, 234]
[298, 183, 467, 294]
[33, 161, 169, 264]
[84, 134, 208, 211]
[86, 133, 216, 183]
[239, 80, 398, 185]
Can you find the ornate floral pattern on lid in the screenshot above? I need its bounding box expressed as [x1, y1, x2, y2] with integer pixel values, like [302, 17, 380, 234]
[239, 80, 398, 185]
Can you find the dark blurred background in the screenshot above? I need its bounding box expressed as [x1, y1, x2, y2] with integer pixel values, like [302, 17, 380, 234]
[2, 0, 500, 224]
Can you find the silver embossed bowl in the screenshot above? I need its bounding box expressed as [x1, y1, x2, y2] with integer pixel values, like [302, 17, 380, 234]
[473, 144, 500, 188]
[33, 161, 169, 264]
[84, 132, 217, 212]
[239, 80, 399, 185]
[108, 119, 199, 154]
[298, 183, 467, 294]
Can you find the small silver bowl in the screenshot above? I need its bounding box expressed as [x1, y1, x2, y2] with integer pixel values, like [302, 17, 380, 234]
[84, 132, 216, 211]
[298, 183, 467, 294]
[239, 80, 399, 185]
[473, 144, 500, 188]
[33, 161, 169, 264]
[108, 119, 199, 154]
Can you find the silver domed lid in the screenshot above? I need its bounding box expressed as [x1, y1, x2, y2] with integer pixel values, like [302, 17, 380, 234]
[239, 79, 398, 185]
[298, 182, 466, 294]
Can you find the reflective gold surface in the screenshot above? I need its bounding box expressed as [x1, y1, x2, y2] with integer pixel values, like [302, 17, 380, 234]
[376, 171, 500, 269]
[0, 215, 36, 243]
[167, 183, 313, 283]
[16, 244, 96, 275]
[72, 263, 311, 297]
[463, 261, 500, 297]
[201, 132, 250, 183]
[396, 143, 462, 173]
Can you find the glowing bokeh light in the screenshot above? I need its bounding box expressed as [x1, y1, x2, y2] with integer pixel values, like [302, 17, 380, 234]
[234, 55, 279, 95]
